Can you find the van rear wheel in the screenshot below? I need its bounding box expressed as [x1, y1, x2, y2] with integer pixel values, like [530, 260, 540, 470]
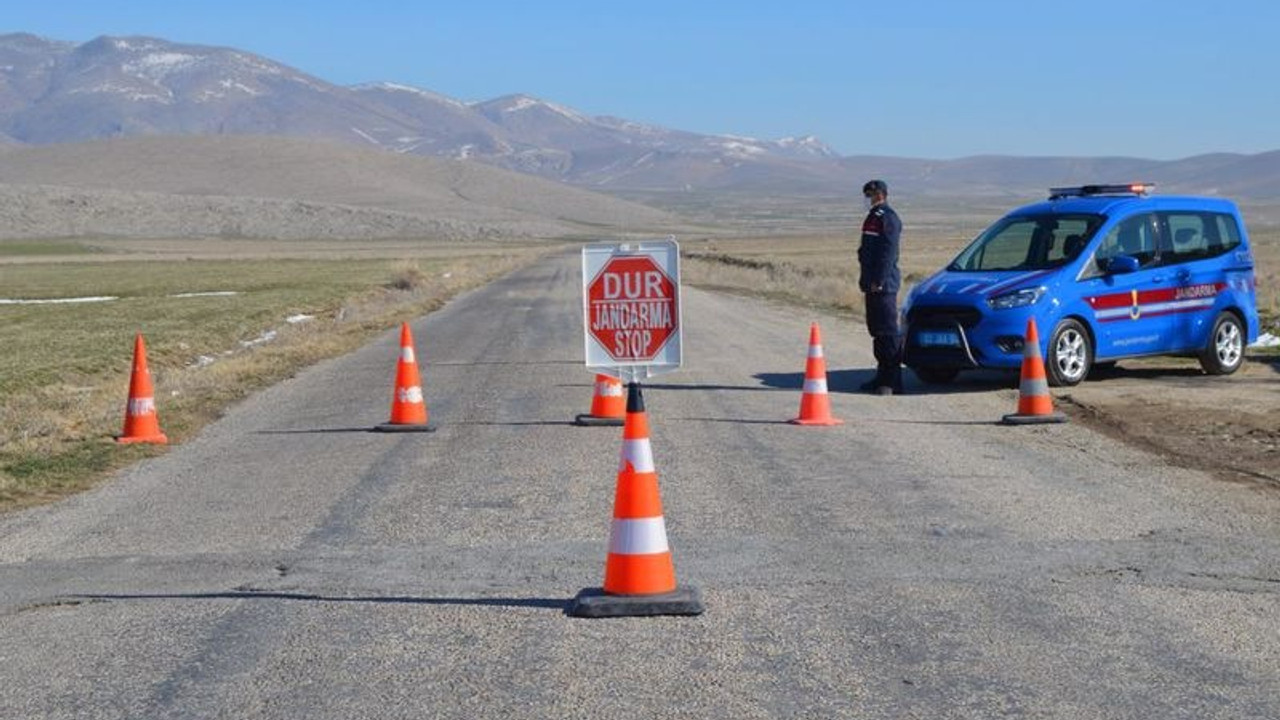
[1199, 312, 1244, 375]
[1047, 319, 1092, 387]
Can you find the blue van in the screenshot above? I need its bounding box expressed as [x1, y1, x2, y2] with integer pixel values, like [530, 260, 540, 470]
[902, 184, 1260, 386]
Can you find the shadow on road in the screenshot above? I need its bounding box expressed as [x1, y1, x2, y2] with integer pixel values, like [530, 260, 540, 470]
[454, 421, 579, 427]
[70, 591, 570, 611]
[432, 360, 581, 367]
[256, 427, 378, 435]
[645, 382, 785, 392]
[678, 417, 793, 425]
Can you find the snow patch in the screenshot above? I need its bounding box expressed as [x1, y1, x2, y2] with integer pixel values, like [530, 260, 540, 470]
[1251, 332, 1280, 348]
[717, 140, 766, 158]
[68, 82, 174, 103]
[350, 127, 381, 145]
[503, 96, 585, 123]
[169, 291, 238, 298]
[124, 52, 202, 79]
[0, 296, 118, 305]
[361, 82, 467, 108]
[194, 78, 264, 102]
[240, 330, 277, 348]
[285, 314, 314, 324]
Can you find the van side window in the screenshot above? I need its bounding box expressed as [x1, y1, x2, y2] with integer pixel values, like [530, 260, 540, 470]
[1159, 212, 1241, 263]
[1210, 214, 1242, 254]
[1092, 213, 1158, 272]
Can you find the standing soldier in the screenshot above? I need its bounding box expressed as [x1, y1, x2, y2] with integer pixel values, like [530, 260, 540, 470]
[857, 179, 904, 395]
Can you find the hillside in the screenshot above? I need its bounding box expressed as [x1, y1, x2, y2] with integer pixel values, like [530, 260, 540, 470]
[0, 135, 681, 239]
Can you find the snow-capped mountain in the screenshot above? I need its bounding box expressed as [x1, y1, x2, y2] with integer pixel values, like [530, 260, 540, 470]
[0, 33, 850, 190]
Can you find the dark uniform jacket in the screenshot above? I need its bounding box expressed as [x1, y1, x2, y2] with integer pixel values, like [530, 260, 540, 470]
[858, 203, 902, 294]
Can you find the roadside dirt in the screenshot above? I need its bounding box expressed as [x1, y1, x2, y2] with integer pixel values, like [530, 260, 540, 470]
[1056, 353, 1280, 489]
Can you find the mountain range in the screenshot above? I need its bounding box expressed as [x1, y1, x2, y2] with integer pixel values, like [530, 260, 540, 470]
[1, 32, 1278, 202]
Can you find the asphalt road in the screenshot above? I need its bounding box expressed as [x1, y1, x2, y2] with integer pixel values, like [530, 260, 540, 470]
[2, 251, 1278, 719]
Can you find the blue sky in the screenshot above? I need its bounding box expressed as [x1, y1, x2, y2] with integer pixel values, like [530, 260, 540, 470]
[5, 1, 1278, 159]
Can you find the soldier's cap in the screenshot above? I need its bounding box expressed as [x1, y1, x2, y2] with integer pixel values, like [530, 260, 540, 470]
[862, 179, 888, 196]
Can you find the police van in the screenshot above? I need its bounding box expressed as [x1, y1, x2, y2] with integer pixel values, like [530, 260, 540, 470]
[902, 184, 1260, 386]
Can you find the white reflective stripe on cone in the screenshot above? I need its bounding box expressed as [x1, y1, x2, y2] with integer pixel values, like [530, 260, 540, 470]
[619, 438, 655, 473]
[809, 344, 824, 358]
[608, 517, 670, 555]
[128, 397, 156, 416]
[401, 347, 416, 362]
[803, 378, 828, 394]
[1020, 376, 1049, 397]
[597, 381, 624, 397]
[397, 386, 424, 404]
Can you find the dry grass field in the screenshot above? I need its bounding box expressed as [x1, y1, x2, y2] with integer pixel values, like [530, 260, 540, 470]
[0, 237, 558, 510]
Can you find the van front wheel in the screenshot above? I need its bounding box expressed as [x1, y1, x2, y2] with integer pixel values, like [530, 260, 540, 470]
[1047, 319, 1092, 387]
[1199, 312, 1244, 375]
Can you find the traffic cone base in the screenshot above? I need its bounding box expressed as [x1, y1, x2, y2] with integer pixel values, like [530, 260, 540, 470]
[574, 415, 625, 427]
[1001, 318, 1068, 425]
[568, 586, 704, 618]
[1001, 410, 1066, 425]
[372, 422, 437, 433]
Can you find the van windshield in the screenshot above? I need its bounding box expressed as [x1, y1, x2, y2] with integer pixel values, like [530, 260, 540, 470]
[948, 214, 1103, 272]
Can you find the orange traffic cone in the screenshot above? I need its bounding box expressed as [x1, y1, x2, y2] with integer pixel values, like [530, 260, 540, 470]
[575, 373, 625, 426]
[117, 333, 168, 444]
[570, 383, 703, 618]
[374, 322, 435, 432]
[789, 322, 844, 426]
[1002, 318, 1067, 425]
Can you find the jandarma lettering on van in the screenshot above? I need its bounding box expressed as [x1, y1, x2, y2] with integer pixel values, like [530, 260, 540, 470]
[1174, 284, 1221, 300]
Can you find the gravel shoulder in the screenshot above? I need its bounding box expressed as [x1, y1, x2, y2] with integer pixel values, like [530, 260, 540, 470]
[1054, 354, 1280, 489]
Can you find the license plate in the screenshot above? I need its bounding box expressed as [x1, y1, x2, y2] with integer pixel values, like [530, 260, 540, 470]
[918, 330, 960, 347]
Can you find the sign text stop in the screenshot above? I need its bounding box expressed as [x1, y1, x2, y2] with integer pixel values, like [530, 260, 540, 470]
[586, 255, 679, 362]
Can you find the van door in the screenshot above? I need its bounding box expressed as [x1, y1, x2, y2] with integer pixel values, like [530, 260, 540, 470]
[1078, 212, 1174, 358]
[1157, 211, 1243, 352]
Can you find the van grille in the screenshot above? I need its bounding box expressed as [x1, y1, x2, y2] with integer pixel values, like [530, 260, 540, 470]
[907, 305, 982, 328]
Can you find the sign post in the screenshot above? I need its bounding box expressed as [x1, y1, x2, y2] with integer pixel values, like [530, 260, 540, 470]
[582, 238, 682, 383]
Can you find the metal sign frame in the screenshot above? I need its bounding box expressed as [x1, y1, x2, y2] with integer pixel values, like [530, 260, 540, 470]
[582, 237, 683, 383]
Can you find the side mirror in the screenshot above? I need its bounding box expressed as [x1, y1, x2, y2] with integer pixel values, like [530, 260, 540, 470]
[1105, 255, 1140, 274]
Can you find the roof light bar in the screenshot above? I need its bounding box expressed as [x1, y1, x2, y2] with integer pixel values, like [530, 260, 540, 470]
[1048, 183, 1155, 200]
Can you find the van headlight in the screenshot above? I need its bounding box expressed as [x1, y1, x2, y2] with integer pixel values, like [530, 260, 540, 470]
[987, 286, 1046, 310]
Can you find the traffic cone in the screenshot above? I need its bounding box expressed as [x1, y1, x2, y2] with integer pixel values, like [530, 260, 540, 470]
[116, 333, 168, 444]
[373, 322, 435, 432]
[570, 383, 704, 618]
[1002, 318, 1067, 425]
[789, 322, 843, 426]
[574, 373, 625, 426]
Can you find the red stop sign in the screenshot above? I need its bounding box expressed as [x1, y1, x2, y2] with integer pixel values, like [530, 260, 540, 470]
[586, 255, 679, 361]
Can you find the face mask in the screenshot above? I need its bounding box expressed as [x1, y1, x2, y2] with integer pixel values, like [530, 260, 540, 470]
[864, 196, 875, 211]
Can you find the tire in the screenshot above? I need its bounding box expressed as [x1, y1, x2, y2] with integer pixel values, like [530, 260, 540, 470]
[1046, 318, 1092, 387]
[914, 367, 960, 385]
[1199, 312, 1244, 375]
